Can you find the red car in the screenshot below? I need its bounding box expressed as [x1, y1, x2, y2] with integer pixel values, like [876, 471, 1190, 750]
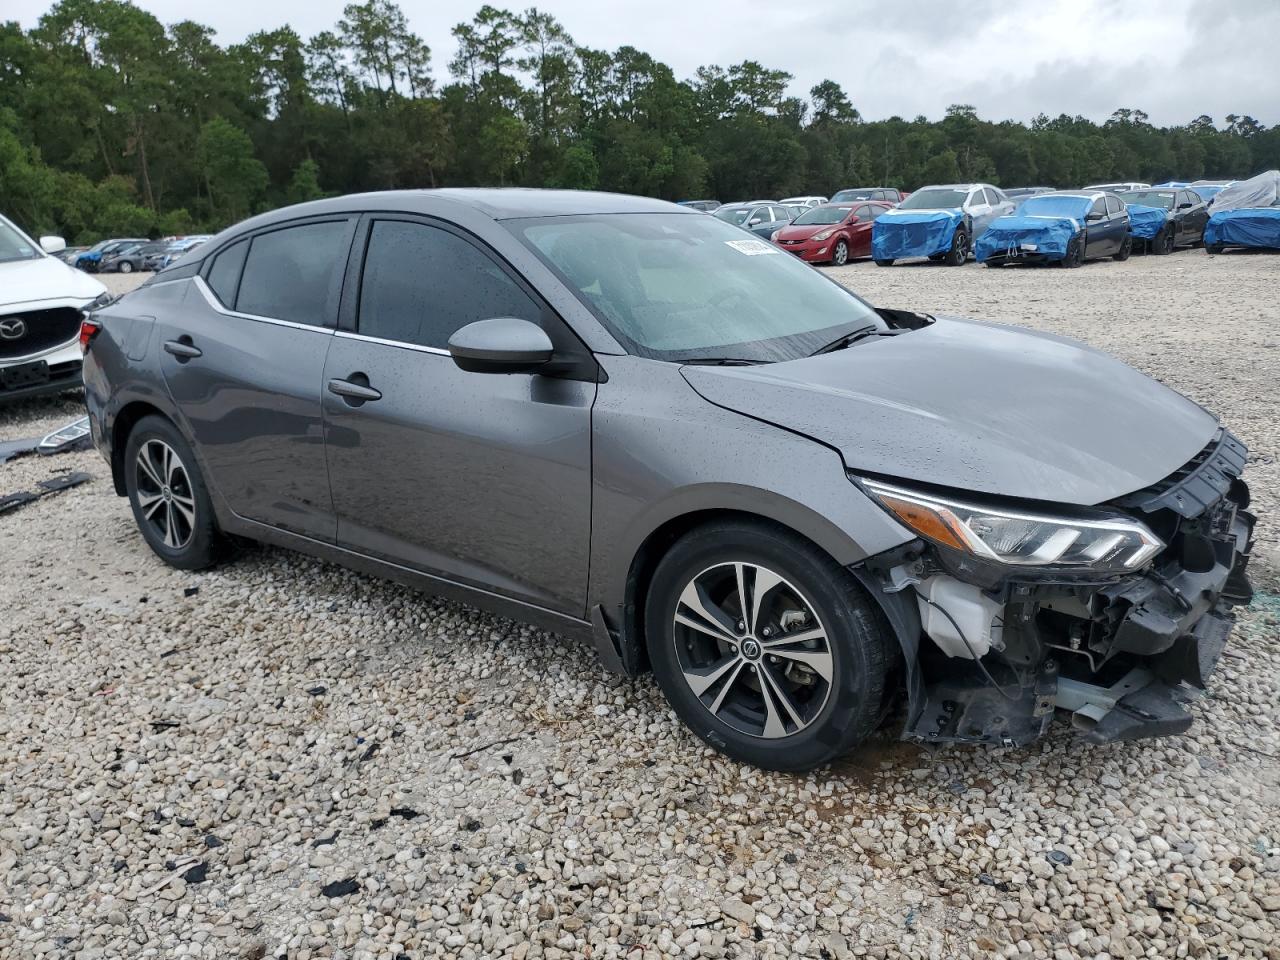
[770, 201, 892, 264]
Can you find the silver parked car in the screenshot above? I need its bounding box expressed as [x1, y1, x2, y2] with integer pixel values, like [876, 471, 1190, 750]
[82, 190, 1254, 771]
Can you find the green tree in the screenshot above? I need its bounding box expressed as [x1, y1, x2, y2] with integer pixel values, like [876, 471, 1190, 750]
[197, 116, 268, 223]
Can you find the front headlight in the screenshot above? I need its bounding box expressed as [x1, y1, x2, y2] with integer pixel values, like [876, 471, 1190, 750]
[770, 230, 782, 242]
[861, 479, 1163, 572]
[811, 230, 835, 241]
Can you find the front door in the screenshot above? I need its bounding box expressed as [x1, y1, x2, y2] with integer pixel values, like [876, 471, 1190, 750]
[159, 218, 353, 540]
[321, 216, 596, 616]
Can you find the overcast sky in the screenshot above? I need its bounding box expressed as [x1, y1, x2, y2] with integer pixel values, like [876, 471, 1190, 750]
[10, 0, 1279, 127]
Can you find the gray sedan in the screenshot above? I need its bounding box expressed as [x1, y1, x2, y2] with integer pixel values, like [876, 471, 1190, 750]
[82, 189, 1254, 771]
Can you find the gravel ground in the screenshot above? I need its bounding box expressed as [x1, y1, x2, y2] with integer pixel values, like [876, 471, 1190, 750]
[1, 257, 1277, 960]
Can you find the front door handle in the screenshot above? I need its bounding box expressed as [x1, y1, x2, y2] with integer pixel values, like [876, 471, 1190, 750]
[163, 338, 202, 360]
[327, 376, 382, 403]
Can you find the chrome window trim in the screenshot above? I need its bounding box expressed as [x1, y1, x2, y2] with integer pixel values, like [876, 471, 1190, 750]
[191, 275, 334, 333]
[333, 330, 451, 357]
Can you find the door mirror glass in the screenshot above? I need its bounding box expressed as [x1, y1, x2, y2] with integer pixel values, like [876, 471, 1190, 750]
[747, 215, 764, 226]
[40, 236, 67, 254]
[1086, 210, 1105, 221]
[448, 318, 554, 374]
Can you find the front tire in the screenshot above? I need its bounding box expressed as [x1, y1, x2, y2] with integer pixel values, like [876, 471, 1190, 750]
[1061, 236, 1083, 268]
[118, 261, 134, 274]
[1205, 243, 1224, 255]
[831, 239, 849, 266]
[874, 258, 895, 267]
[943, 228, 969, 266]
[1113, 234, 1133, 261]
[1153, 225, 1174, 255]
[644, 520, 894, 771]
[124, 415, 224, 570]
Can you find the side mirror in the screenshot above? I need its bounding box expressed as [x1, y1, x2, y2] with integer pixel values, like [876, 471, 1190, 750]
[1086, 211, 1105, 222]
[1178, 202, 1194, 209]
[448, 318, 554, 374]
[747, 216, 764, 226]
[847, 216, 861, 224]
[40, 236, 67, 254]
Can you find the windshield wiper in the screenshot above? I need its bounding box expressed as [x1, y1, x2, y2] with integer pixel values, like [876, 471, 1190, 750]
[808, 325, 880, 357]
[681, 357, 766, 366]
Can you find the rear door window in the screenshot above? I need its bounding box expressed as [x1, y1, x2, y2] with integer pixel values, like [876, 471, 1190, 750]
[236, 220, 351, 326]
[205, 240, 248, 307]
[357, 219, 542, 351]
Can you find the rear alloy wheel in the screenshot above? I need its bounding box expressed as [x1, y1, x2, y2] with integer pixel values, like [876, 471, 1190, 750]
[645, 521, 894, 771]
[943, 229, 969, 266]
[1113, 234, 1133, 261]
[125, 415, 224, 570]
[1153, 226, 1174, 255]
[831, 239, 849, 266]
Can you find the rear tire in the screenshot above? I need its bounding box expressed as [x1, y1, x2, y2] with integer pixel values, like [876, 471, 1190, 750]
[645, 520, 895, 772]
[942, 228, 970, 266]
[119, 261, 134, 274]
[124, 415, 225, 570]
[1113, 234, 1132, 261]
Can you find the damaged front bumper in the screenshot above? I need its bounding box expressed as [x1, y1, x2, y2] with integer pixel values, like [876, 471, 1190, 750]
[858, 430, 1257, 748]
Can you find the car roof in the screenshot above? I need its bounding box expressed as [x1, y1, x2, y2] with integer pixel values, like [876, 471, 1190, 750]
[229, 189, 692, 230]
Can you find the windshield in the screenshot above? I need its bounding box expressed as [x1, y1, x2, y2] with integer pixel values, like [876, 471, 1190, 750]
[794, 205, 854, 226]
[1016, 195, 1092, 218]
[1118, 191, 1175, 210]
[713, 206, 753, 226]
[514, 213, 883, 363]
[0, 219, 42, 265]
[898, 188, 968, 210]
[831, 189, 874, 202]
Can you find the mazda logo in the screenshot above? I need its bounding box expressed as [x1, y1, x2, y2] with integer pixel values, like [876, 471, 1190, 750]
[0, 317, 27, 340]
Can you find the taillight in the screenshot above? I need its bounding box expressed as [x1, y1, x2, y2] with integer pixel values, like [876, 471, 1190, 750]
[79, 318, 102, 354]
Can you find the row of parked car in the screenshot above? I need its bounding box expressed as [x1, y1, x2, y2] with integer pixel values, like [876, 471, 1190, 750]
[57, 235, 213, 274]
[687, 172, 1279, 268]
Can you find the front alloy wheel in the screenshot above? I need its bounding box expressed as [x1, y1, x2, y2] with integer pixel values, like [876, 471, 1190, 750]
[645, 520, 894, 771]
[831, 239, 849, 266]
[673, 562, 833, 739]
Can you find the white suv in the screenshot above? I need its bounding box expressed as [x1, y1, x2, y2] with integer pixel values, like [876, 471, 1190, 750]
[0, 214, 107, 402]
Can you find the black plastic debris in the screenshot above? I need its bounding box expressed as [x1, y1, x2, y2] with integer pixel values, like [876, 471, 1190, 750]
[176, 818, 196, 828]
[1047, 850, 1072, 866]
[307, 686, 327, 696]
[183, 586, 199, 598]
[312, 831, 340, 848]
[463, 819, 482, 832]
[320, 877, 360, 898]
[370, 818, 387, 831]
[0, 436, 39, 465]
[182, 862, 208, 884]
[0, 491, 39, 514]
[389, 807, 419, 820]
[977, 873, 1010, 892]
[0, 471, 91, 517]
[150, 720, 181, 732]
[204, 835, 223, 849]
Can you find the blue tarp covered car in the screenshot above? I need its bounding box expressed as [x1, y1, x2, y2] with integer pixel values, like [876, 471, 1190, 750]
[871, 209, 964, 262]
[973, 195, 1089, 265]
[1124, 204, 1169, 240]
[1204, 208, 1280, 251]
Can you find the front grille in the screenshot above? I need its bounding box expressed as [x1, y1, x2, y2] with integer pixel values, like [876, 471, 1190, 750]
[1114, 429, 1247, 519]
[0, 307, 83, 360]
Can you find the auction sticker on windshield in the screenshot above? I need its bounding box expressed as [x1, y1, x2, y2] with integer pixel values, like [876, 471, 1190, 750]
[724, 238, 781, 255]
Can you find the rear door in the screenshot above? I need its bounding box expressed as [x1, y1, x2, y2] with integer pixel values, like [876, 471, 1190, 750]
[160, 217, 353, 540]
[849, 205, 879, 257]
[321, 215, 596, 615]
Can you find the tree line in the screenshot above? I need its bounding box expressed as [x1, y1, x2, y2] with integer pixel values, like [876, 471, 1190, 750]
[3, 0, 1279, 242]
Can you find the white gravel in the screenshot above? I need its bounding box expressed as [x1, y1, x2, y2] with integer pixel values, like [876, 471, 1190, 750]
[1, 257, 1277, 959]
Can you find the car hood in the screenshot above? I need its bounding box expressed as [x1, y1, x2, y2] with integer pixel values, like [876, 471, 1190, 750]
[681, 317, 1220, 506]
[777, 224, 841, 241]
[0, 256, 105, 308]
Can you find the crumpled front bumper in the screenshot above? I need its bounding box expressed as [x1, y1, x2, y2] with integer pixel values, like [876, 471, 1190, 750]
[863, 434, 1257, 749]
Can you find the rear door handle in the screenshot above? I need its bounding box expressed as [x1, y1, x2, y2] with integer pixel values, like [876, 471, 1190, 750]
[163, 339, 202, 360]
[327, 377, 382, 403]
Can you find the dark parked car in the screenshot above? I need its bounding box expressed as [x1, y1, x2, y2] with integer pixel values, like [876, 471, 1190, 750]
[831, 187, 904, 204]
[713, 202, 797, 240]
[76, 238, 148, 272]
[676, 200, 721, 213]
[1115, 188, 1209, 253]
[1004, 186, 1054, 200]
[83, 189, 1255, 771]
[101, 241, 169, 274]
[976, 191, 1132, 267]
[771, 202, 892, 264]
